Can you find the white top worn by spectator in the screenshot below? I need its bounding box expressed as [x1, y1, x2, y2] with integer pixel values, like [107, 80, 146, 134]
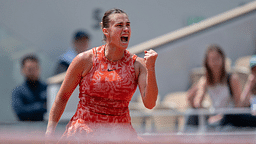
[208, 84, 234, 109]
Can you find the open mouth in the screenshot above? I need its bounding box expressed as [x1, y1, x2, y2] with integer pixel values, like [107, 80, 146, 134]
[121, 36, 128, 42]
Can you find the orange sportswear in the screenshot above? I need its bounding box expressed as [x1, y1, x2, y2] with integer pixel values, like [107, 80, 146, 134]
[60, 45, 139, 142]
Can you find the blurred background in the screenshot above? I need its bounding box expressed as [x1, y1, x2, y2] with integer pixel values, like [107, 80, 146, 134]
[1, 0, 256, 137]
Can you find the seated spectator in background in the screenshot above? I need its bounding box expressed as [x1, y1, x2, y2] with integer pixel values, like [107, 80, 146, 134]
[226, 55, 256, 127]
[240, 55, 256, 108]
[54, 30, 90, 75]
[211, 55, 256, 128]
[186, 44, 242, 129]
[12, 54, 47, 121]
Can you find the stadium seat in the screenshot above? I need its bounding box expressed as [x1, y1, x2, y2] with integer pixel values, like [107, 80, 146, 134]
[234, 55, 251, 70]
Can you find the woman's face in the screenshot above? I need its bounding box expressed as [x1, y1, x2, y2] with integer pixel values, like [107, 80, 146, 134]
[207, 50, 223, 71]
[104, 13, 131, 49]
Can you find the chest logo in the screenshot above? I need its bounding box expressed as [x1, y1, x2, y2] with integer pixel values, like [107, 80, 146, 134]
[107, 69, 116, 72]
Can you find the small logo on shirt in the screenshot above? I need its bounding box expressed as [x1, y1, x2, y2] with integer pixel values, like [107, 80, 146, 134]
[107, 69, 116, 72]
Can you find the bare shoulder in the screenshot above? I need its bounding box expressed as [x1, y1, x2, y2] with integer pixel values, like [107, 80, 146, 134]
[70, 49, 94, 76]
[75, 49, 93, 62]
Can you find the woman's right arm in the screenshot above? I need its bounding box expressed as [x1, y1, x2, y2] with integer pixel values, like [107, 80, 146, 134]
[193, 77, 207, 108]
[45, 51, 93, 136]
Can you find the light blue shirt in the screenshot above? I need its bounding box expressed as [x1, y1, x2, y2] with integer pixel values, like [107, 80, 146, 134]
[59, 47, 78, 65]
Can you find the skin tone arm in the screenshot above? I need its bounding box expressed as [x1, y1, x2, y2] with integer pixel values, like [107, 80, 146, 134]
[193, 77, 207, 108]
[240, 74, 256, 107]
[187, 83, 199, 108]
[45, 51, 93, 136]
[229, 74, 242, 107]
[135, 50, 158, 109]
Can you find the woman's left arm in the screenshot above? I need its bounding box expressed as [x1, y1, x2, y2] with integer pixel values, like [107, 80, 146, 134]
[136, 50, 158, 109]
[230, 74, 242, 107]
[239, 74, 256, 107]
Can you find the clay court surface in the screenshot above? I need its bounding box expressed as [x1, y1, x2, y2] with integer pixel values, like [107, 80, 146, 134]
[1, 131, 256, 143]
[1, 122, 256, 144]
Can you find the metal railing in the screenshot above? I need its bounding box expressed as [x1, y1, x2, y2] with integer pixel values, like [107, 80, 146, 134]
[130, 107, 254, 134]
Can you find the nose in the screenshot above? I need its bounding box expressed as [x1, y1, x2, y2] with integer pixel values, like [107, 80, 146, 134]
[123, 26, 129, 32]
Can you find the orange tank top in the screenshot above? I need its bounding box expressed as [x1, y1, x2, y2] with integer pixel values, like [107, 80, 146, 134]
[70, 45, 138, 123]
[59, 45, 144, 143]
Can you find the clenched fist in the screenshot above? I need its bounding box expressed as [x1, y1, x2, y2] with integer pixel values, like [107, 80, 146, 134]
[144, 49, 158, 71]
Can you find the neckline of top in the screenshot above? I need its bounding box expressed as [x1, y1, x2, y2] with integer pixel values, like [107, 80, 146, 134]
[102, 45, 127, 64]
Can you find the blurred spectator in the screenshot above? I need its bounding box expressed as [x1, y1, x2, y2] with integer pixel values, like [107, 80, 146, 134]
[12, 54, 47, 121]
[208, 55, 256, 128]
[54, 30, 90, 75]
[185, 44, 242, 130]
[224, 55, 256, 127]
[240, 55, 256, 108]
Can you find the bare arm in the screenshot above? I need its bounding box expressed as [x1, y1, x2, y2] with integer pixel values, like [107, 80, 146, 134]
[240, 74, 256, 107]
[46, 51, 93, 136]
[229, 74, 242, 107]
[193, 77, 207, 108]
[187, 83, 198, 108]
[136, 50, 158, 109]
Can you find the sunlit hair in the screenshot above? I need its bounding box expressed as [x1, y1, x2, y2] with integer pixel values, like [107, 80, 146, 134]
[203, 44, 226, 85]
[101, 8, 128, 42]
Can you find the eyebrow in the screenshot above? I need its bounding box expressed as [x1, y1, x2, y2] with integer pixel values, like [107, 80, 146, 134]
[116, 21, 130, 24]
